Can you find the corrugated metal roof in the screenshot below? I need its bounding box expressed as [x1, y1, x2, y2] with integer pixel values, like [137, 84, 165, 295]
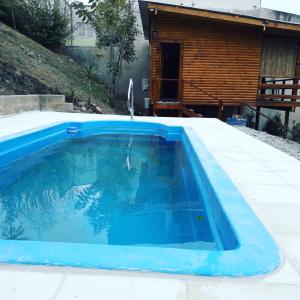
[138, 0, 300, 39]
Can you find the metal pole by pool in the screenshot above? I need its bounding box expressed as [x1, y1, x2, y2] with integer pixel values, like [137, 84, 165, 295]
[127, 79, 134, 120]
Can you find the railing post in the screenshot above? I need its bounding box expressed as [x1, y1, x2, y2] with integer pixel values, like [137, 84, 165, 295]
[271, 80, 275, 100]
[283, 109, 290, 139]
[292, 78, 298, 112]
[255, 106, 261, 130]
[281, 79, 286, 101]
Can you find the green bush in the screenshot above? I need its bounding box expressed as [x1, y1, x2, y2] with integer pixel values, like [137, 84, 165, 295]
[0, 0, 70, 49]
[264, 113, 283, 136]
[292, 122, 300, 143]
[245, 111, 255, 129]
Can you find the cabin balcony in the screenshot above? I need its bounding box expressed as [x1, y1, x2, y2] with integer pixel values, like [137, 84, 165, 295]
[257, 77, 300, 111]
[151, 77, 300, 117]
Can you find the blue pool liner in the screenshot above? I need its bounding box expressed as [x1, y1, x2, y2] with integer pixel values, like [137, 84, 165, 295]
[0, 121, 280, 276]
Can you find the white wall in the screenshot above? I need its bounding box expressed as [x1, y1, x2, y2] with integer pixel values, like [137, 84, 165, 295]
[260, 108, 300, 131]
[243, 106, 300, 139]
[0, 95, 73, 116]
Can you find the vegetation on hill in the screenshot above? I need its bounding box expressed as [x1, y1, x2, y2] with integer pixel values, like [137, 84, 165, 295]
[0, 21, 113, 113]
[0, 0, 70, 49]
[73, 0, 139, 106]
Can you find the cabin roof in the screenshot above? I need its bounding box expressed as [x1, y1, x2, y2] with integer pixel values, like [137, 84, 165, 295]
[138, 0, 300, 39]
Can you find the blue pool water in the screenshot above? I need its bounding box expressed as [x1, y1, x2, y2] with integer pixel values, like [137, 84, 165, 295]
[0, 121, 280, 276]
[0, 134, 217, 250]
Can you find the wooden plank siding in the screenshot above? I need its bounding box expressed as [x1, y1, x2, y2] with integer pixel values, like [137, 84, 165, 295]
[150, 12, 263, 106]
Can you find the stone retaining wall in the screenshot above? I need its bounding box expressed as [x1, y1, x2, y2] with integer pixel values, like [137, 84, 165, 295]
[0, 95, 73, 116]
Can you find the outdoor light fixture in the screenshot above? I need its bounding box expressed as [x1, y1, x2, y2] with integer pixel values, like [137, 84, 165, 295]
[149, 8, 158, 15]
[262, 20, 269, 31]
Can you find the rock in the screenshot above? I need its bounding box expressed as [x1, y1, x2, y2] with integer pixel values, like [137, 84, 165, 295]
[90, 103, 97, 107]
[96, 106, 103, 114]
[78, 102, 85, 107]
[88, 109, 93, 113]
[81, 107, 87, 112]
[236, 126, 300, 161]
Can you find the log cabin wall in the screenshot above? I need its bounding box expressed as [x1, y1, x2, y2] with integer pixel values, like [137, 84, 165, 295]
[150, 12, 263, 106]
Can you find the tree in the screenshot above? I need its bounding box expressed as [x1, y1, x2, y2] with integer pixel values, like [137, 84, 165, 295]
[73, 0, 139, 107]
[0, 0, 70, 49]
[0, 0, 23, 30]
[67, 48, 99, 105]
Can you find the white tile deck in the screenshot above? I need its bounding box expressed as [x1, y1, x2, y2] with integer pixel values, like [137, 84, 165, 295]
[0, 112, 300, 300]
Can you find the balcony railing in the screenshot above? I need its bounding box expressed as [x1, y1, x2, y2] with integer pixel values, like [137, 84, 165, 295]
[257, 78, 300, 109]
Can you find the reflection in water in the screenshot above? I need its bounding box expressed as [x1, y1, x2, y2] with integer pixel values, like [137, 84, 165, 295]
[0, 135, 217, 250]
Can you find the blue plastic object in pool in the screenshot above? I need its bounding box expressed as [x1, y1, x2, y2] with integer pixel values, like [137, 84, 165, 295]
[0, 121, 280, 276]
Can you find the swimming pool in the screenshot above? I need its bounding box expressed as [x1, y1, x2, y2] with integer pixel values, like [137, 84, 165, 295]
[0, 121, 280, 276]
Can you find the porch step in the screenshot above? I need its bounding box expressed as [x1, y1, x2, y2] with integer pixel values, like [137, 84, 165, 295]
[154, 101, 183, 110]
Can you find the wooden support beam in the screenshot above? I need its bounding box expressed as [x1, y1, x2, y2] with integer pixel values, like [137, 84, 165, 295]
[153, 102, 183, 110]
[218, 101, 224, 120]
[257, 94, 300, 100]
[238, 103, 244, 115]
[292, 78, 299, 112]
[256, 101, 300, 108]
[259, 84, 300, 89]
[283, 109, 290, 139]
[255, 106, 261, 130]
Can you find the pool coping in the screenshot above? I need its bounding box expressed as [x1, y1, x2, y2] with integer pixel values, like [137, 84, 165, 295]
[0, 119, 280, 277]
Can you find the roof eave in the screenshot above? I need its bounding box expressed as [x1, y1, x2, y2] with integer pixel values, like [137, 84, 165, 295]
[139, 0, 300, 39]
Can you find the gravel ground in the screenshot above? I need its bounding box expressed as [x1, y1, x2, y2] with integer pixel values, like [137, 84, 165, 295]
[236, 126, 300, 161]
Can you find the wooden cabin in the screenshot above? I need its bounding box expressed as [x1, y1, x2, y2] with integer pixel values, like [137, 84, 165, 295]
[138, 1, 300, 123]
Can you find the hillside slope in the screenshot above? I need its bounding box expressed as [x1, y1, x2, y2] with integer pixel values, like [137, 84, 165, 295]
[0, 22, 113, 113]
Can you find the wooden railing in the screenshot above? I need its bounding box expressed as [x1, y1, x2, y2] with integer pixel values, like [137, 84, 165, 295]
[257, 78, 300, 109]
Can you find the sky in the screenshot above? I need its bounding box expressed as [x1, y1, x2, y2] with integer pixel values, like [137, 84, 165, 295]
[80, 0, 300, 15]
[262, 0, 300, 15]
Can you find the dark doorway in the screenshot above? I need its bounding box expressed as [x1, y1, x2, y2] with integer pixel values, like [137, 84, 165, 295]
[160, 43, 181, 100]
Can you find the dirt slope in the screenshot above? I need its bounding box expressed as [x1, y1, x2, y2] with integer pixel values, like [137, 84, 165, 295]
[0, 22, 113, 113]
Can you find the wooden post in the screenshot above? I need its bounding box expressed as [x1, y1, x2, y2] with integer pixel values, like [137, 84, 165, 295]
[292, 78, 298, 112]
[271, 80, 275, 99]
[238, 103, 244, 116]
[218, 101, 224, 120]
[283, 109, 290, 139]
[281, 79, 286, 101]
[255, 106, 261, 130]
